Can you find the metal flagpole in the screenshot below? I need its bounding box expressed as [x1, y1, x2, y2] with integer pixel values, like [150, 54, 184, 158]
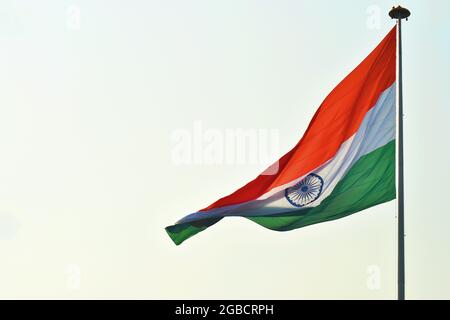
[389, 5, 410, 301]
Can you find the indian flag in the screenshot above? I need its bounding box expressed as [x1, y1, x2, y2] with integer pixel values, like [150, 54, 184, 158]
[166, 26, 397, 245]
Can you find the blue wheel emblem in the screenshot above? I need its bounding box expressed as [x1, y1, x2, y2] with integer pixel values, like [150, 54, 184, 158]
[285, 173, 324, 207]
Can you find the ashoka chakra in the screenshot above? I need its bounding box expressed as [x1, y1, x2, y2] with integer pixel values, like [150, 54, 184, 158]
[285, 173, 324, 207]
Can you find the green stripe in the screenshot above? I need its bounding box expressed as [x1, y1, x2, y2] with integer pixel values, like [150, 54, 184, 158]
[166, 140, 396, 245]
[166, 217, 222, 246]
[248, 140, 396, 231]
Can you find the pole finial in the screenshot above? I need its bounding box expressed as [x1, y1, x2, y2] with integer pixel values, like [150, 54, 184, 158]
[389, 5, 411, 20]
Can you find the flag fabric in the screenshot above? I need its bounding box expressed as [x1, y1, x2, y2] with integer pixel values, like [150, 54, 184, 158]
[166, 26, 397, 245]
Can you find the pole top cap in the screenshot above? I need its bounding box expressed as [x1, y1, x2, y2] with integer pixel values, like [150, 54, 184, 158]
[389, 5, 411, 20]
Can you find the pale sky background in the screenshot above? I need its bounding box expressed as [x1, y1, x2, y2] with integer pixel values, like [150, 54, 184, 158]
[0, 0, 449, 299]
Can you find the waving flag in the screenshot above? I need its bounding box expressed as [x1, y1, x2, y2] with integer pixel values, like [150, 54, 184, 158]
[166, 27, 397, 245]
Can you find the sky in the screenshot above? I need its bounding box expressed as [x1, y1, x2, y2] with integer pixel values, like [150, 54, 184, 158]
[0, 0, 449, 299]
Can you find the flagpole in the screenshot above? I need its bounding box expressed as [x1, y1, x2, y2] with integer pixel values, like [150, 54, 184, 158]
[389, 5, 410, 301]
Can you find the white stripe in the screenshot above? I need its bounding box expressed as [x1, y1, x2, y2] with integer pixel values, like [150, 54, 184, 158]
[179, 83, 396, 223]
